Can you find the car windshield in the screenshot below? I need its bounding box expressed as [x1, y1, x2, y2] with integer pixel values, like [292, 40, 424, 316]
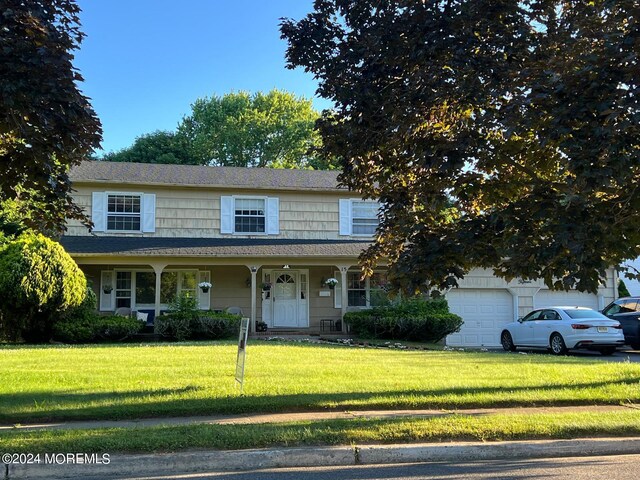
[562, 309, 608, 320]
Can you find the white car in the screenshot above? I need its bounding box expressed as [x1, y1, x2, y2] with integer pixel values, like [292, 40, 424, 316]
[500, 306, 625, 355]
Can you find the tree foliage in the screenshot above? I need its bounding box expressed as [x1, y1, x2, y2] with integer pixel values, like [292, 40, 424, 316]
[177, 90, 337, 169]
[0, 0, 102, 234]
[0, 233, 86, 342]
[101, 130, 197, 165]
[282, 0, 639, 293]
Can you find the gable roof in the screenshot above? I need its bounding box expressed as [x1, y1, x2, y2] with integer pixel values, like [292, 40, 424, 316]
[70, 161, 344, 192]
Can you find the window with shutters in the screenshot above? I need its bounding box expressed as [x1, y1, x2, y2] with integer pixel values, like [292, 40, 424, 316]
[107, 194, 141, 231]
[351, 201, 379, 235]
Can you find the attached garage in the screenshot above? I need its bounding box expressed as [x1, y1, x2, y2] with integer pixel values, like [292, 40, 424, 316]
[534, 290, 599, 310]
[446, 288, 514, 347]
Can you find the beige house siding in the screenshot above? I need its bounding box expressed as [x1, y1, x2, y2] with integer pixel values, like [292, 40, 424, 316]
[67, 185, 363, 240]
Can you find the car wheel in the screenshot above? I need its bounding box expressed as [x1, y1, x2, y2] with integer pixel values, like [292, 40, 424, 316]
[599, 347, 616, 356]
[501, 331, 517, 352]
[550, 333, 567, 355]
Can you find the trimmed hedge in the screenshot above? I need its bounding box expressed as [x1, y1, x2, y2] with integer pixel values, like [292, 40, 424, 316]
[155, 311, 241, 341]
[343, 296, 462, 342]
[53, 314, 143, 343]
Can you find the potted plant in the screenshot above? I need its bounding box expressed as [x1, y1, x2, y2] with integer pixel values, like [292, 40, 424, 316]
[261, 282, 271, 291]
[198, 281, 212, 293]
[103, 285, 113, 294]
[324, 278, 338, 290]
[256, 320, 268, 332]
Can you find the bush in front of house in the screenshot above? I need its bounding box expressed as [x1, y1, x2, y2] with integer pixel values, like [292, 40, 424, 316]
[53, 287, 144, 343]
[154, 292, 242, 340]
[344, 296, 463, 342]
[0, 233, 87, 342]
[155, 311, 241, 341]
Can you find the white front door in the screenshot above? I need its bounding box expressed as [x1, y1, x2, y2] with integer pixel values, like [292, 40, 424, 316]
[273, 271, 298, 327]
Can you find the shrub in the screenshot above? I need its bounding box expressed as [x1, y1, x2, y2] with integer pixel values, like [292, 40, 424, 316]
[343, 296, 462, 342]
[53, 287, 100, 343]
[155, 310, 241, 341]
[97, 315, 143, 341]
[53, 313, 143, 344]
[0, 233, 86, 342]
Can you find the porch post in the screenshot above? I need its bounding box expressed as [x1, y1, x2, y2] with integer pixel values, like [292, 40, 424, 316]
[336, 265, 351, 333]
[151, 263, 167, 317]
[247, 265, 260, 333]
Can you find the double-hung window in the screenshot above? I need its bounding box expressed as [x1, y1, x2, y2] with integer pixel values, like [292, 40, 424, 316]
[336, 271, 388, 309]
[234, 198, 266, 233]
[220, 196, 279, 235]
[339, 199, 380, 236]
[107, 194, 141, 231]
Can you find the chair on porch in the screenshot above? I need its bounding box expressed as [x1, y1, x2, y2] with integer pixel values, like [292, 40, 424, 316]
[114, 307, 132, 317]
[226, 306, 244, 316]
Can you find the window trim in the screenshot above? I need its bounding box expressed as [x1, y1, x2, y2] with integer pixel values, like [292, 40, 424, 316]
[231, 195, 269, 236]
[105, 191, 144, 233]
[335, 269, 388, 309]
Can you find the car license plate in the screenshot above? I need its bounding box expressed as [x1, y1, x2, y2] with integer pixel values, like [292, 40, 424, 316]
[597, 327, 608, 333]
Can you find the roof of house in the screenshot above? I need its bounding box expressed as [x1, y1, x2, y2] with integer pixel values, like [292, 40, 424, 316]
[70, 161, 344, 192]
[60, 236, 371, 258]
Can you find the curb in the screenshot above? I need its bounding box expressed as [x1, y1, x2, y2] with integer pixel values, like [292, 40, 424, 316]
[6, 437, 640, 479]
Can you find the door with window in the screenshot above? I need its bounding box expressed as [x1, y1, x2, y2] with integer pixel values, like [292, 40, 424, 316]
[272, 271, 298, 327]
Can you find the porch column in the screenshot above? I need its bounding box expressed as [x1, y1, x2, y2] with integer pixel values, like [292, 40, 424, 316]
[247, 265, 261, 333]
[336, 265, 351, 333]
[151, 263, 167, 317]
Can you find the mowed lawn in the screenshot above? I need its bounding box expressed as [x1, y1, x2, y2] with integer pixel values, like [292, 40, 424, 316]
[2, 341, 640, 423]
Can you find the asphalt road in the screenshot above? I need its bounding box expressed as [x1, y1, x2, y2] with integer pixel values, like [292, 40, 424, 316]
[121, 454, 640, 479]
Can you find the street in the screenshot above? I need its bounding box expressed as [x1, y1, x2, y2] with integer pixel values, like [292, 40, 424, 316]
[120, 454, 640, 480]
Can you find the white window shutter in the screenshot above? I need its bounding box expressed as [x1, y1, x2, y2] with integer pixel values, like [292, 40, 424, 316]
[220, 196, 233, 234]
[142, 194, 156, 233]
[198, 271, 211, 310]
[339, 199, 352, 236]
[100, 270, 115, 311]
[267, 197, 280, 235]
[92, 192, 106, 232]
[334, 270, 342, 309]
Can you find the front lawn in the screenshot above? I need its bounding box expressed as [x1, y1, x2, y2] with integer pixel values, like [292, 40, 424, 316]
[1, 341, 639, 423]
[3, 411, 640, 453]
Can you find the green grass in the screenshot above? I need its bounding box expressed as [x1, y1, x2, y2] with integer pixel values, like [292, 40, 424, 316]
[2, 411, 640, 453]
[1, 341, 640, 423]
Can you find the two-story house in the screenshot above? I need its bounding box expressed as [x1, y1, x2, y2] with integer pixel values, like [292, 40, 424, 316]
[61, 161, 619, 347]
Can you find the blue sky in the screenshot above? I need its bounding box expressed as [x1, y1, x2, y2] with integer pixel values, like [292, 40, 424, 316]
[75, 0, 328, 154]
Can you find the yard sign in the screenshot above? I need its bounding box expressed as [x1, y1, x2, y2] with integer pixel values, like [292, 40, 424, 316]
[235, 318, 250, 393]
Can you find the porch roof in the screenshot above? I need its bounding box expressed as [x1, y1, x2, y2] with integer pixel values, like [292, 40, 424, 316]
[60, 236, 372, 258]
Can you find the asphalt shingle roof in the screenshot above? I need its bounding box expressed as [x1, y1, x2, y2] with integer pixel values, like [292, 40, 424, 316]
[70, 161, 343, 192]
[61, 236, 371, 258]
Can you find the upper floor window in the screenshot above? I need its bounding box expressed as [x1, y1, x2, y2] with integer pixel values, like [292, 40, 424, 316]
[351, 201, 379, 235]
[107, 194, 141, 231]
[92, 192, 156, 234]
[235, 198, 266, 233]
[221, 196, 279, 235]
[339, 199, 380, 236]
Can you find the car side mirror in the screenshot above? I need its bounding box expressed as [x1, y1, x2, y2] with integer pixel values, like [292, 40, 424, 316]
[517, 317, 524, 323]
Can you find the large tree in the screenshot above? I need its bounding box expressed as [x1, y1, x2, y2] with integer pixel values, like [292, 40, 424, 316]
[177, 89, 337, 169]
[1, 0, 102, 234]
[282, 0, 639, 293]
[102, 130, 196, 165]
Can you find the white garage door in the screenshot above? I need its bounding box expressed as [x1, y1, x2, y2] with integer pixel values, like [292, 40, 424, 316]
[535, 290, 599, 310]
[446, 289, 514, 347]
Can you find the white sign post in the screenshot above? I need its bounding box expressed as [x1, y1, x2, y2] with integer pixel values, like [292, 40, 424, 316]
[235, 317, 250, 393]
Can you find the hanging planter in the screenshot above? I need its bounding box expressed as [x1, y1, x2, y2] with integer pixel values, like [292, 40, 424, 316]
[261, 282, 272, 291]
[103, 286, 113, 294]
[199, 281, 212, 293]
[324, 278, 338, 290]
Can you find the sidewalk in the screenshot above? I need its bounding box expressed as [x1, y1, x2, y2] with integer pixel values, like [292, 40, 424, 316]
[2, 404, 636, 432]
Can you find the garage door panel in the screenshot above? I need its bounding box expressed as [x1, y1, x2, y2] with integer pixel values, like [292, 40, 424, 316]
[446, 288, 514, 347]
[535, 290, 599, 310]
